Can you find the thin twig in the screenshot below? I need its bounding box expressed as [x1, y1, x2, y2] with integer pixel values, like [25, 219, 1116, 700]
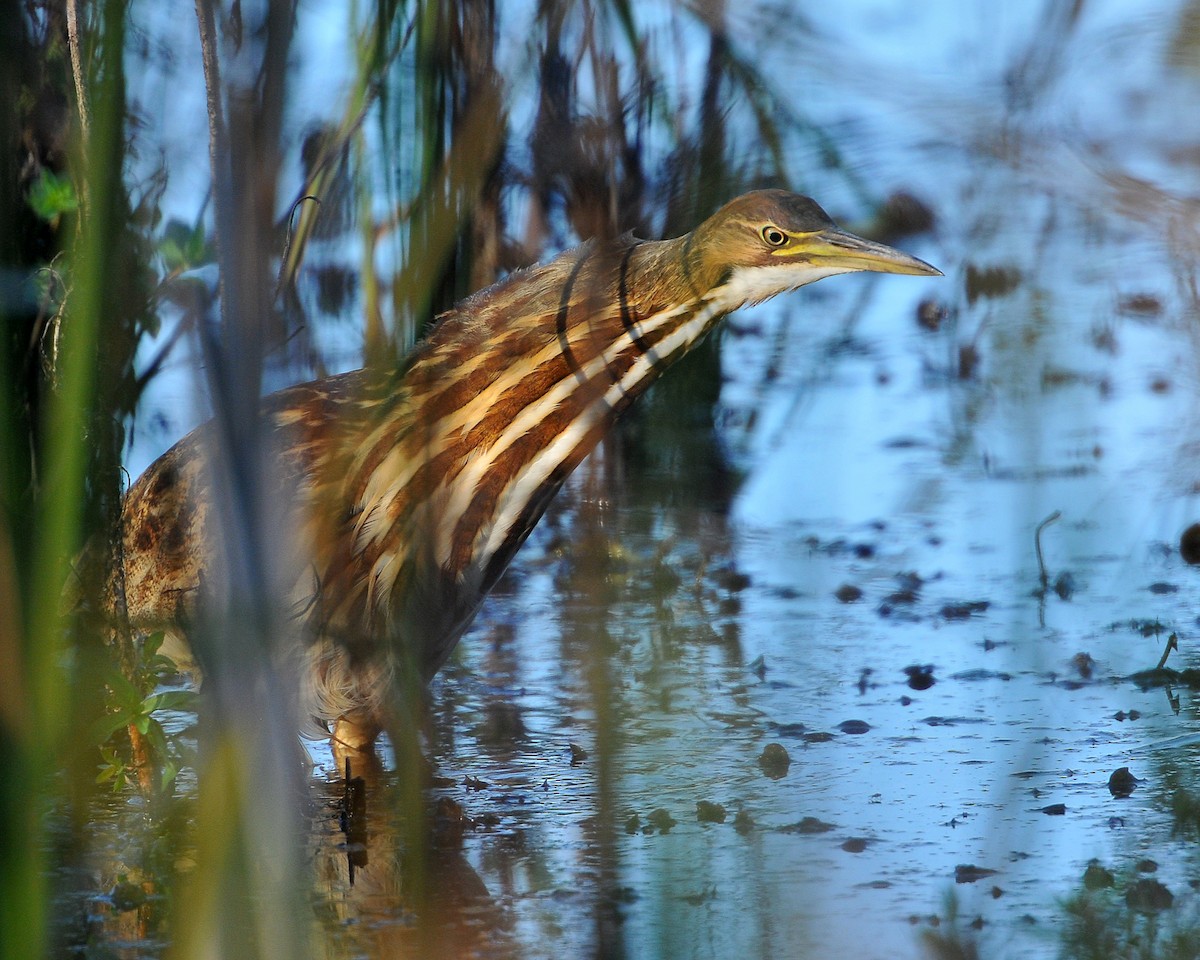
[274, 194, 321, 300]
[1156, 633, 1178, 671]
[1034, 510, 1061, 593]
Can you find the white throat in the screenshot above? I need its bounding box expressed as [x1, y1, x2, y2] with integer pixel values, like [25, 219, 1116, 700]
[709, 263, 856, 312]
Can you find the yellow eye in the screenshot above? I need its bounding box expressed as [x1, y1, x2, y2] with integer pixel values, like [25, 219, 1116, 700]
[761, 225, 787, 247]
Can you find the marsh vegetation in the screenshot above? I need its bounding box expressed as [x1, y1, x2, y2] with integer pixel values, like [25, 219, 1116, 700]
[4, 2, 1200, 958]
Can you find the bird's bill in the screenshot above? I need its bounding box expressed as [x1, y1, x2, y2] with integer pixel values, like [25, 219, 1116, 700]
[781, 228, 942, 277]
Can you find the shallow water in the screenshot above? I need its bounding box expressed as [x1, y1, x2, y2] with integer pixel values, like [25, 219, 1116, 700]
[68, 1, 1200, 958]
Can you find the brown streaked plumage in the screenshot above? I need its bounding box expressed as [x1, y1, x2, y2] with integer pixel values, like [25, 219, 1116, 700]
[115, 190, 941, 748]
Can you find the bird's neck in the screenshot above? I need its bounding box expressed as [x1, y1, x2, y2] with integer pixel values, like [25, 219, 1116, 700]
[340, 233, 733, 657]
[422, 234, 730, 561]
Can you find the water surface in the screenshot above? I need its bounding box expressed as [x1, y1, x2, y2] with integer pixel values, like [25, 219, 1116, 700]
[76, 2, 1200, 958]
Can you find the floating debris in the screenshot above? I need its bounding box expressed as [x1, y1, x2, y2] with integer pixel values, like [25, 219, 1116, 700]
[1180, 523, 1200, 565]
[904, 664, 936, 690]
[696, 801, 727, 824]
[1053, 571, 1076, 600]
[1070, 653, 1095, 680]
[758, 743, 791, 779]
[780, 817, 836, 835]
[713, 568, 751, 592]
[950, 669, 1012, 682]
[922, 716, 987, 727]
[941, 600, 990, 620]
[835, 584, 864, 603]
[1108, 767, 1139, 798]
[955, 864, 998, 884]
[878, 591, 919, 617]
[877, 573, 926, 617]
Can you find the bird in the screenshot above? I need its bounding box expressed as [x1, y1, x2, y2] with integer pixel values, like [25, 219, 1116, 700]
[113, 190, 940, 750]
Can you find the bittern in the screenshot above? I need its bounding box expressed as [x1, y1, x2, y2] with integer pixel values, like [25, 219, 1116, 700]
[115, 190, 940, 749]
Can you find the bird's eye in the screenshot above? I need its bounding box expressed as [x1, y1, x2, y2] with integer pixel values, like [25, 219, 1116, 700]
[761, 225, 788, 247]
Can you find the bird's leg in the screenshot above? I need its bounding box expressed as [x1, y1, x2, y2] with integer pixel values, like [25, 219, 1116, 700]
[332, 717, 382, 753]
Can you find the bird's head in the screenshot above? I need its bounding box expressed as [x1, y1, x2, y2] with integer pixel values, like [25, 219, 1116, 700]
[682, 189, 941, 310]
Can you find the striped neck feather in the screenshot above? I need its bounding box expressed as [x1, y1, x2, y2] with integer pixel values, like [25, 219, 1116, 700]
[338, 235, 732, 646]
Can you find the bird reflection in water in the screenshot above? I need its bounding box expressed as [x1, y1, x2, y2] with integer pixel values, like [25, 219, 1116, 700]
[317, 754, 508, 959]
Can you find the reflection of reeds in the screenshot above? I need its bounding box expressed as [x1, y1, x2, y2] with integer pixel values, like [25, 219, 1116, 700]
[1, 2, 848, 958]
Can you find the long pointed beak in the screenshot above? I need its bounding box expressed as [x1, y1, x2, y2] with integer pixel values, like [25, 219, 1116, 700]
[793, 227, 942, 277]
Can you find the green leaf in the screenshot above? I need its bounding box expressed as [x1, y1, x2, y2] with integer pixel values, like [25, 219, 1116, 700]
[96, 747, 127, 789]
[185, 225, 210, 263]
[87, 710, 133, 747]
[150, 658, 182, 679]
[141, 631, 165, 658]
[105, 669, 145, 711]
[159, 759, 180, 793]
[143, 716, 169, 762]
[27, 170, 79, 222]
[158, 238, 185, 272]
[158, 218, 211, 271]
